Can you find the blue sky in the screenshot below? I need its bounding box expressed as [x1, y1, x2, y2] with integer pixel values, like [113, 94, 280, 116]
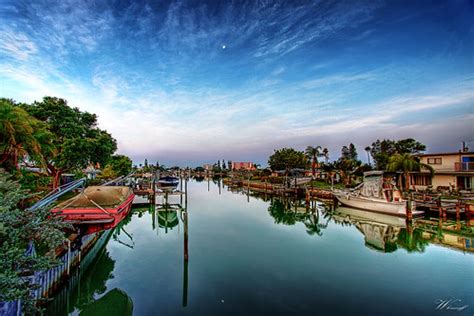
[1, 0, 473, 166]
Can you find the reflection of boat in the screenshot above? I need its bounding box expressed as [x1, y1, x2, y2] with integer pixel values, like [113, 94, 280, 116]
[334, 206, 405, 252]
[79, 288, 133, 316]
[157, 210, 179, 231]
[52, 186, 135, 234]
[157, 176, 179, 191]
[334, 171, 423, 217]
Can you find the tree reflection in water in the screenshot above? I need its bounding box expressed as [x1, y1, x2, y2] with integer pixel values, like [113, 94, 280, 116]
[46, 220, 135, 316]
[267, 198, 330, 237]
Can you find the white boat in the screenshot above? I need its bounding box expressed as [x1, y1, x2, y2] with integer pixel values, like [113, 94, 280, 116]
[334, 171, 423, 217]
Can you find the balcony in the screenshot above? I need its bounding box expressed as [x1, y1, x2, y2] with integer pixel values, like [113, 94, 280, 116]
[454, 162, 474, 171]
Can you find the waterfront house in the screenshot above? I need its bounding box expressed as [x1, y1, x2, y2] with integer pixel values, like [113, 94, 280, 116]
[231, 162, 256, 171]
[410, 151, 474, 191]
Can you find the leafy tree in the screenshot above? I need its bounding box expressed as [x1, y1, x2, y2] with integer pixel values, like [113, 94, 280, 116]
[107, 155, 132, 177]
[23, 97, 117, 188]
[222, 160, 226, 169]
[335, 143, 362, 186]
[322, 147, 329, 163]
[305, 145, 322, 177]
[368, 138, 426, 170]
[0, 171, 69, 313]
[99, 164, 117, 179]
[386, 153, 433, 191]
[0, 99, 52, 171]
[268, 148, 308, 172]
[341, 143, 358, 161]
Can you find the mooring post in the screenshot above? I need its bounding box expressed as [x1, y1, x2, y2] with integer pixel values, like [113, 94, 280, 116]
[437, 196, 443, 218]
[406, 198, 413, 221]
[456, 201, 461, 221]
[66, 239, 71, 276]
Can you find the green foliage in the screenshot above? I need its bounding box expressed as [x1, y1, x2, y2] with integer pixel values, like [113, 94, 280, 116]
[334, 143, 362, 185]
[0, 99, 52, 171]
[368, 138, 426, 170]
[386, 153, 434, 191]
[0, 170, 69, 313]
[107, 155, 132, 177]
[22, 97, 117, 188]
[268, 148, 308, 172]
[305, 145, 322, 176]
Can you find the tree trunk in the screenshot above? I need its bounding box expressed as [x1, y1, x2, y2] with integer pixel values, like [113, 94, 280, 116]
[48, 164, 62, 189]
[311, 157, 316, 177]
[404, 171, 410, 192]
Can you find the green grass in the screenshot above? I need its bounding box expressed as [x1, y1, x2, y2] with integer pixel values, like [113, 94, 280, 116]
[307, 180, 345, 190]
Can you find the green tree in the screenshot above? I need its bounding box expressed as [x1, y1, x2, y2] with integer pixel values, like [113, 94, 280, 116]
[0, 99, 52, 171]
[322, 147, 329, 163]
[368, 138, 426, 170]
[386, 153, 433, 191]
[335, 143, 362, 186]
[23, 97, 117, 188]
[305, 145, 322, 177]
[0, 171, 69, 313]
[107, 155, 133, 177]
[268, 148, 308, 172]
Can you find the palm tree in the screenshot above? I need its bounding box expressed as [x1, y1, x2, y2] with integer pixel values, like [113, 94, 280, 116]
[386, 153, 434, 191]
[0, 100, 46, 170]
[322, 148, 329, 163]
[305, 146, 322, 177]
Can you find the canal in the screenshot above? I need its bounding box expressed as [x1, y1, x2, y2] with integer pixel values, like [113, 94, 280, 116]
[46, 179, 474, 316]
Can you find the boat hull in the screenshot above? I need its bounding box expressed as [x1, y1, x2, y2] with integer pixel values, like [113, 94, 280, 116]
[52, 186, 135, 235]
[157, 176, 179, 191]
[334, 193, 422, 217]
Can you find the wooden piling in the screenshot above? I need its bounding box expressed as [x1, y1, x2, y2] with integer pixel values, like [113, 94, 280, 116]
[405, 199, 413, 221]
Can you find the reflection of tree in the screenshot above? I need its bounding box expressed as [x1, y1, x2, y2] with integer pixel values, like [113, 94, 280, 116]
[304, 212, 328, 236]
[267, 199, 298, 226]
[79, 288, 133, 316]
[74, 247, 116, 310]
[267, 199, 329, 237]
[193, 176, 204, 182]
[396, 228, 431, 253]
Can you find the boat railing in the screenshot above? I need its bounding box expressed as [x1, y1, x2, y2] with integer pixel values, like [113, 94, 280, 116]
[101, 172, 135, 186]
[28, 177, 87, 211]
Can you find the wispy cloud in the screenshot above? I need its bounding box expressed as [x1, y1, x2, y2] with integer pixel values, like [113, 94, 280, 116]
[0, 0, 472, 165]
[0, 27, 37, 61]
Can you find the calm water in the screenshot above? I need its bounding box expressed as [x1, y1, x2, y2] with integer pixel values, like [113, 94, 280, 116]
[46, 180, 474, 316]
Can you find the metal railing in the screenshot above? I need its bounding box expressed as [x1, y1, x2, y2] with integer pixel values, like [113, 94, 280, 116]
[28, 178, 86, 211]
[454, 162, 474, 171]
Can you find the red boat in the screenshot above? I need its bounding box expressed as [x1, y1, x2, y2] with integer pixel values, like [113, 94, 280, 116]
[52, 186, 135, 235]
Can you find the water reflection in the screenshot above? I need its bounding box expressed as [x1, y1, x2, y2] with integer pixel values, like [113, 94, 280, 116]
[79, 288, 133, 316]
[45, 229, 127, 315]
[267, 198, 331, 237]
[226, 183, 473, 255]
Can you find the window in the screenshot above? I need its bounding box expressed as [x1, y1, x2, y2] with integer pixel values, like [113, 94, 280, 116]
[427, 157, 442, 165]
[412, 175, 432, 186]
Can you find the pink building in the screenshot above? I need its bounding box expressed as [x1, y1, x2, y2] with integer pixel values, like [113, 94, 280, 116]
[231, 162, 256, 171]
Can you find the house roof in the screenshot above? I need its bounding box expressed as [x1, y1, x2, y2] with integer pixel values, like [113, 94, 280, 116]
[417, 151, 474, 157]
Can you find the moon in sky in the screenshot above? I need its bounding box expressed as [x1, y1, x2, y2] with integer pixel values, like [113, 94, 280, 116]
[222, 45, 226, 49]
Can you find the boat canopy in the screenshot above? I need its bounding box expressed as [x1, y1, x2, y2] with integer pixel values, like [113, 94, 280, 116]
[56, 186, 133, 210]
[361, 172, 384, 199]
[363, 171, 385, 177]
